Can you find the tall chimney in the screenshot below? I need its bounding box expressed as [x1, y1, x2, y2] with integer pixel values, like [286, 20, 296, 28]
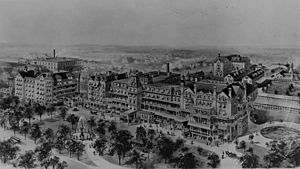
[53, 49, 56, 58]
[166, 63, 170, 73]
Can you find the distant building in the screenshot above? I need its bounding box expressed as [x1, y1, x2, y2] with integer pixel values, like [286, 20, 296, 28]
[213, 54, 251, 78]
[226, 54, 251, 71]
[254, 88, 300, 114]
[242, 68, 264, 85]
[213, 55, 233, 78]
[30, 49, 80, 72]
[224, 69, 247, 84]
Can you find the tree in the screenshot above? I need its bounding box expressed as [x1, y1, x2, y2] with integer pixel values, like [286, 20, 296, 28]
[43, 128, 54, 143]
[40, 158, 51, 169]
[35, 142, 52, 166]
[10, 108, 23, 128]
[94, 137, 107, 155]
[54, 138, 65, 154]
[126, 149, 146, 169]
[147, 129, 156, 141]
[34, 103, 46, 121]
[111, 130, 133, 165]
[136, 126, 147, 141]
[66, 114, 79, 131]
[178, 153, 198, 169]
[95, 123, 106, 138]
[157, 136, 177, 163]
[108, 121, 117, 133]
[174, 138, 185, 150]
[57, 124, 71, 141]
[49, 156, 60, 169]
[87, 116, 96, 133]
[56, 161, 68, 169]
[18, 150, 36, 169]
[46, 104, 56, 119]
[24, 106, 33, 125]
[11, 96, 20, 107]
[240, 152, 260, 168]
[20, 121, 30, 140]
[240, 140, 247, 152]
[58, 106, 68, 121]
[9, 118, 19, 135]
[0, 97, 13, 110]
[263, 141, 288, 168]
[144, 139, 154, 159]
[30, 124, 42, 144]
[207, 154, 220, 168]
[65, 139, 76, 158]
[73, 141, 85, 160]
[0, 140, 20, 164]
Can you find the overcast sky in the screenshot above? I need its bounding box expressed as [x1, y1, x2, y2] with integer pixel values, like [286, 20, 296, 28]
[0, 0, 299, 47]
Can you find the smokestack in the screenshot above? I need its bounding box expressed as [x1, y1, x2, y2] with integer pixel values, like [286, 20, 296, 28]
[53, 49, 56, 58]
[166, 63, 170, 73]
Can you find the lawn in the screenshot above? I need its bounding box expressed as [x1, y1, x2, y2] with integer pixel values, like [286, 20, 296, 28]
[236, 140, 269, 166]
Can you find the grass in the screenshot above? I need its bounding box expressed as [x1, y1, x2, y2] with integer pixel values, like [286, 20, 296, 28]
[236, 142, 269, 165]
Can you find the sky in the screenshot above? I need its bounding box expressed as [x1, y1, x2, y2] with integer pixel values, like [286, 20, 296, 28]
[0, 0, 299, 47]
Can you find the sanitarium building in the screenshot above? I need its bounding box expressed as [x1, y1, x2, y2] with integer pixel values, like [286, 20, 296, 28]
[14, 50, 80, 105]
[88, 54, 261, 143]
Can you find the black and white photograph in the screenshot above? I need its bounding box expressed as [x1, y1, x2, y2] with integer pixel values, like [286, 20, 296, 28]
[0, 0, 300, 168]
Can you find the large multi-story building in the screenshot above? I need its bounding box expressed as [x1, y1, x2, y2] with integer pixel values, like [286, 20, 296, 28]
[213, 56, 233, 78]
[226, 54, 251, 71]
[30, 50, 80, 72]
[213, 54, 251, 78]
[87, 59, 258, 143]
[14, 68, 78, 105]
[87, 71, 127, 109]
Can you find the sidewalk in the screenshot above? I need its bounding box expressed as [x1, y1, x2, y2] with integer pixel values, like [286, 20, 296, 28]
[142, 123, 242, 169]
[84, 140, 128, 169]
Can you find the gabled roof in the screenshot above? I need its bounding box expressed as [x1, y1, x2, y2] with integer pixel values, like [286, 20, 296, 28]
[257, 79, 272, 88]
[18, 70, 40, 78]
[90, 73, 127, 82]
[247, 69, 264, 80]
[228, 69, 247, 81]
[222, 82, 244, 98]
[188, 82, 226, 94]
[246, 83, 257, 96]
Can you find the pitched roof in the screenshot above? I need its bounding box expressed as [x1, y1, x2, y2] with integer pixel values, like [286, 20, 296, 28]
[188, 82, 227, 94]
[246, 83, 257, 96]
[222, 82, 244, 97]
[18, 70, 40, 78]
[255, 95, 300, 110]
[257, 79, 272, 88]
[228, 69, 247, 81]
[90, 73, 127, 82]
[247, 69, 264, 80]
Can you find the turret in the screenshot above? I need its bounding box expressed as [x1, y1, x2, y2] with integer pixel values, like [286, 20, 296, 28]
[180, 74, 185, 109]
